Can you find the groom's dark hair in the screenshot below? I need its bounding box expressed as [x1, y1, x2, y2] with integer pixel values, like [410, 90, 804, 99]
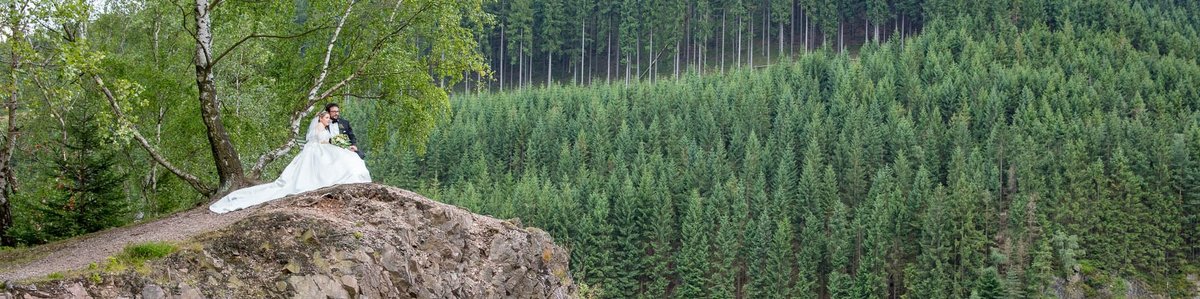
[324, 103, 340, 112]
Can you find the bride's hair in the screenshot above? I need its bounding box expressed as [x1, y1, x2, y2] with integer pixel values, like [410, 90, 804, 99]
[306, 111, 332, 144]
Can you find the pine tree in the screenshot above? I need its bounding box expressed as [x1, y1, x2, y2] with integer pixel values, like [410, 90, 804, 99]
[578, 191, 616, 291]
[906, 186, 952, 299]
[1027, 238, 1056, 297]
[798, 139, 826, 221]
[854, 168, 896, 299]
[795, 212, 823, 299]
[970, 267, 1007, 299]
[609, 176, 643, 298]
[1108, 147, 1166, 273]
[745, 206, 774, 298]
[767, 218, 796, 298]
[642, 168, 675, 298]
[387, 146, 421, 189]
[773, 144, 800, 224]
[539, 0, 565, 85]
[39, 112, 130, 239]
[619, 0, 642, 84]
[675, 190, 710, 298]
[866, 0, 890, 42]
[507, 0, 535, 88]
[1177, 128, 1200, 259]
[714, 178, 748, 299]
[827, 199, 854, 299]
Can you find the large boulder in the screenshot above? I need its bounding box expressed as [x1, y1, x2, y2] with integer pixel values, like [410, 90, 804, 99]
[1, 184, 576, 298]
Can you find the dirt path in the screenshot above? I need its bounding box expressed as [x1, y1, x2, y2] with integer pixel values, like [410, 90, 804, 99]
[0, 206, 255, 282]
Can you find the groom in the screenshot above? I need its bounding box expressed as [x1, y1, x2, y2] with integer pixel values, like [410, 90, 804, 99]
[325, 103, 365, 159]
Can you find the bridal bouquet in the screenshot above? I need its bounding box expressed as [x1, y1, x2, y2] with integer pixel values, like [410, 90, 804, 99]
[331, 134, 352, 149]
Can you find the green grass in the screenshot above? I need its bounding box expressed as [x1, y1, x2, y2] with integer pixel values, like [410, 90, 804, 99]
[117, 242, 177, 270]
[121, 242, 177, 261]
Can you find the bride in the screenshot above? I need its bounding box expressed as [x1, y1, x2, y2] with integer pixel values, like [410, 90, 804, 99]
[209, 111, 371, 213]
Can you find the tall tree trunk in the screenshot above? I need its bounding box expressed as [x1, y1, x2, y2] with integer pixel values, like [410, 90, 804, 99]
[628, 53, 638, 85]
[804, 8, 809, 52]
[749, 14, 754, 67]
[637, 31, 642, 82]
[607, 24, 613, 83]
[193, 0, 245, 197]
[548, 52, 553, 86]
[528, 41, 534, 87]
[765, 5, 770, 64]
[518, 39, 524, 88]
[737, 15, 742, 68]
[581, 19, 586, 85]
[0, 13, 20, 245]
[790, 1, 795, 56]
[839, 22, 844, 53]
[779, 22, 784, 60]
[500, 24, 505, 91]
[864, 18, 869, 44]
[722, 11, 727, 71]
[686, 3, 693, 72]
[674, 39, 680, 79]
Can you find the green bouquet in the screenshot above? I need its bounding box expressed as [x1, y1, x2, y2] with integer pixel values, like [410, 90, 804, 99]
[331, 134, 352, 149]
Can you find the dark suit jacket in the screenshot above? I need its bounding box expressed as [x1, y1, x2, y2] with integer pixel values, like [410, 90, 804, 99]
[331, 118, 365, 159]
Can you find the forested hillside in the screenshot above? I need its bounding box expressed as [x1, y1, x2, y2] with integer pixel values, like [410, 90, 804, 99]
[360, 3, 1200, 297]
[468, 0, 1200, 90]
[4, 0, 1200, 297]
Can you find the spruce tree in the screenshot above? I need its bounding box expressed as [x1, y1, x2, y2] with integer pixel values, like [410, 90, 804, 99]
[746, 211, 774, 298]
[578, 191, 615, 291]
[609, 177, 643, 297]
[39, 112, 129, 239]
[1177, 128, 1200, 259]
[795, 212, 824, 299]
[970, 266, 1007, 299]
[827, 200, 854, 299]
[767, 218, 796, 298]
[642, 168, 675, 298]
[675, 190, 710, 298]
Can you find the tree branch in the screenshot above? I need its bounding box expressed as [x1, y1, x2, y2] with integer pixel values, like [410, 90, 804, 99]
[211, 25, 331, 66]
[249, 0, 437, 178]
[249, 0, 357, 179]
[249, 0, 434, 179]
[91, 74, 215, 196]
[172, 1, 200, 45]
[208, 0, 224, 12]
[341, 93, 384, 100]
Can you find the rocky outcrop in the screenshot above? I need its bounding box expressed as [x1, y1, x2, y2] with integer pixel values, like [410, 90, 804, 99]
[1, 184, 576, 298]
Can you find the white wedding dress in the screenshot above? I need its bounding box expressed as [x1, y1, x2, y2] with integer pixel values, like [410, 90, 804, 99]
[209, 117, 371, 214]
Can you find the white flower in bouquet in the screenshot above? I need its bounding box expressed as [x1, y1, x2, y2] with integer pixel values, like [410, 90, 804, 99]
[331, 134, 352, 149]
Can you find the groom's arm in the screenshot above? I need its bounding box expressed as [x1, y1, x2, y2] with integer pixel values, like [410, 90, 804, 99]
[345, 120, 358, 146]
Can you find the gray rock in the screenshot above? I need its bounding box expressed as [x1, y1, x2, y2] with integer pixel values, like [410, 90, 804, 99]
[3, 184, 577, 299]
[139, 284, 164, 299]
[60, 282, 89, 299]
[177, 284, 203, 299]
